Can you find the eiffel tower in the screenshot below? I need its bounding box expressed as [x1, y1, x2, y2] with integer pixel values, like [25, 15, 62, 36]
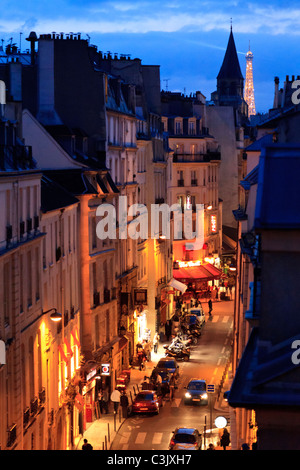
[244, 42, 256, 117]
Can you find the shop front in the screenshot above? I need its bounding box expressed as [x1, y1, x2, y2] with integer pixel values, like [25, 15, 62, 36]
[173, 260, 223, 299]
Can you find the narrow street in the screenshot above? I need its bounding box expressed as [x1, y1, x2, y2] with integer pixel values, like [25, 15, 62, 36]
[111, 300, 233, 451]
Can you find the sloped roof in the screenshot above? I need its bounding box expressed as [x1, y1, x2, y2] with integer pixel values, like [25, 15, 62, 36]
[41, 175, 79, 212]
[217, 29, 243, 81]
[254, 144, 300, 229]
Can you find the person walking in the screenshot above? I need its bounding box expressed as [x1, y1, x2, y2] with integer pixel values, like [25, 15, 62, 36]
[169, 374, 176, 400]
[82, 439, 93, 450]
[120, 391, 129, 418]
[111, 387, 121, 414]
[220, 428, 230, 450]
[102, 387, 109, 414]
[153, 332, 159, 354]
[208, 299, 213, 317]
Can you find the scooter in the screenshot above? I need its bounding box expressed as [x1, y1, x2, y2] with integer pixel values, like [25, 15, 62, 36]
[164, 344, 190, 361]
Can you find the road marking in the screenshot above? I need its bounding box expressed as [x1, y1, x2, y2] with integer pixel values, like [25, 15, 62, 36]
[212, 315, 219, 322]
[222, 316, 229, 322]
[119, 432, 130, 444]
[152, 432, 163, 444]
[171, 398, 182, 407]
[135, 432, 147, 444]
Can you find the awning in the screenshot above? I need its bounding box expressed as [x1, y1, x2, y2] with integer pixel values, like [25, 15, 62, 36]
[173, 265, 215, 282]
[202, 263, 223, 279]
[168, 278, 188, 293]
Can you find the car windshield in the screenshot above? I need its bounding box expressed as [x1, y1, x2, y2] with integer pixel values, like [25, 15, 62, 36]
[174, 434, 196, 444]
[135, 393, 154, 401]
[157, 360, 175, 368]
[188, 382, 206, 391]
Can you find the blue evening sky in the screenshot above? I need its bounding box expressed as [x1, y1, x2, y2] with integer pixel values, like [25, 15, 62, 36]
[0, 0, 300, 113]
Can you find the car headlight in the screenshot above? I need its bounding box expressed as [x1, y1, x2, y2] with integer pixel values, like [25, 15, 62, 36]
[185, 392, 192, 398]
[201, 393, 208, 399]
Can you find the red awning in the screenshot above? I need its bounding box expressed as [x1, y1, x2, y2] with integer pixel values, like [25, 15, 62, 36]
[202, 263, 223, 279]
[173, 265, 215, 281]
[173, 264, 223, 282]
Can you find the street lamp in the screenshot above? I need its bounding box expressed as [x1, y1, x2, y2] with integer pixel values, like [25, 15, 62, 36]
[43, 308, 62, 322]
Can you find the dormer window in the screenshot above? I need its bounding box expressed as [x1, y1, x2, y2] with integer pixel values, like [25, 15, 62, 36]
[175, 118, 182, 135]
[188, 119, 196, 135]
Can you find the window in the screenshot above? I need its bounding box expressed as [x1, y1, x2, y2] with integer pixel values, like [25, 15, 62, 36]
[27, 251, 32, 307]
[175, 120, 182, 135]
[190, 144, 197, 155]
[189, 120, 195, 135]
[105, 310, 110, 342]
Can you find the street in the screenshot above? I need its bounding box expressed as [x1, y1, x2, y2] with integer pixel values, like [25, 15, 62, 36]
[111, 300, 233, 451]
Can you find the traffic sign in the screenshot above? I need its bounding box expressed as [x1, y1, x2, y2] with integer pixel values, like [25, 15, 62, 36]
[207, 384, 215, 393]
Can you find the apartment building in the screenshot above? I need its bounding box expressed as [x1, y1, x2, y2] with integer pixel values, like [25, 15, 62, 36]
[0, 99, 46, 450]
[161, 91, 222, 289]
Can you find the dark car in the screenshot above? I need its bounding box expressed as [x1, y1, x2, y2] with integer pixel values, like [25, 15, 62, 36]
[156, 357, 180, 380]
[169, 427, 202, 450]
[184, 379, 208, 405]
[131, 390, 163, 415]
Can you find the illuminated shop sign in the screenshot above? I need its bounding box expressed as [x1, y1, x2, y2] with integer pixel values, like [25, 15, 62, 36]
[101, 363, 111, 376]
[211, 215, 217, 233]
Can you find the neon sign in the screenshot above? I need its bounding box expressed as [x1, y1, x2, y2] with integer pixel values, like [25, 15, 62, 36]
[211, 215, 217, 233]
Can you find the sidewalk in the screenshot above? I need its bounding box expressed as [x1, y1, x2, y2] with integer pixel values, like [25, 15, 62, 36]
[74, 345, 165, 450]
[75, 300, 234, 451]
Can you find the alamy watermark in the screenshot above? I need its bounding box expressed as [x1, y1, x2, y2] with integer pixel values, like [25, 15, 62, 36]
[291, 80, 300, 105]
[0, 340, 5, 365]
[95, 196, 205, 250]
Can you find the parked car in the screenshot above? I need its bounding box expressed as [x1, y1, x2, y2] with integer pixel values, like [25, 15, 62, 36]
[131, 390, 163, 415]
[156, 357, 180, 380]
[188, 308, 205, 328]
[184, 379, 208, 405]
[169, 427, 202, 450]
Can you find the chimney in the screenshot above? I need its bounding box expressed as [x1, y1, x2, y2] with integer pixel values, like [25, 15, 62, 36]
[273, 76, 279, 109]
[26, 31, 38, 65]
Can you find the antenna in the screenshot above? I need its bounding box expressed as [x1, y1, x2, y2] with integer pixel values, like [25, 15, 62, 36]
[163, 79, 170, 91]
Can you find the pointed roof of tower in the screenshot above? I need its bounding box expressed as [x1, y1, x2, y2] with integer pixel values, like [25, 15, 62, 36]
[217, 28, 244, 80]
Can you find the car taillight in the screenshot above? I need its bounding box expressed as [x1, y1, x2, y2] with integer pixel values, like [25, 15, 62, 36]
[170, 439, 175, 446]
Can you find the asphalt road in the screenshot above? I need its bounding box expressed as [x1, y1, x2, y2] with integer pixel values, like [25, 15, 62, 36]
[111, 303, 233, 451]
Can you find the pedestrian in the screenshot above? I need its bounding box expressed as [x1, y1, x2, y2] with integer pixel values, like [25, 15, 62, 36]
[97, 390, 103, 414]
[120, 391, 129, 418]
[165, 320, 172, 341]
[241, 443, 250, 450]
[169, 374, 175, 400]
[153, 332, 159, 354]
[82, 438, 93, 450]
[208, 299, 213, 317]
[220, 428, 230, 450]
[102, 387, 109, 413]
[110, 387, 121, 414]
[143, 340, 152, 361]
[207, 443, 215, 450]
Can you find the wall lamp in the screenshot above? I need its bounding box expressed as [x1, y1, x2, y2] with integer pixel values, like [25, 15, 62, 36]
[43, 308, 62, 322]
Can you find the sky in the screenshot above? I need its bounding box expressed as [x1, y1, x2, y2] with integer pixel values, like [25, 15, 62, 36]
[0, 0, 300, 113]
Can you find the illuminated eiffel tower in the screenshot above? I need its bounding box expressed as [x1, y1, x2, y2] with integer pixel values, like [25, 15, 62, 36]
[244, 42, 256, 116]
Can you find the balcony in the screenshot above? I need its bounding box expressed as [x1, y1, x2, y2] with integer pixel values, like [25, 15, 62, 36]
[191, 179, 198, 186]
[6, 424, 17, 448]
[30, 397, 38, 417]
[177, 179, 184, 187]
[173, 152, 221, 163]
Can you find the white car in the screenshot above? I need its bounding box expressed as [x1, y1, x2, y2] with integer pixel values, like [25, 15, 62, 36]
[188, 308, 205, 328]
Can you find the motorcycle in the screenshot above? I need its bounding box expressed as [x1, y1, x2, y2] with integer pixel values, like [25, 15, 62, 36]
[163, 339, 191, 361]
[186, 326, 201, 345]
